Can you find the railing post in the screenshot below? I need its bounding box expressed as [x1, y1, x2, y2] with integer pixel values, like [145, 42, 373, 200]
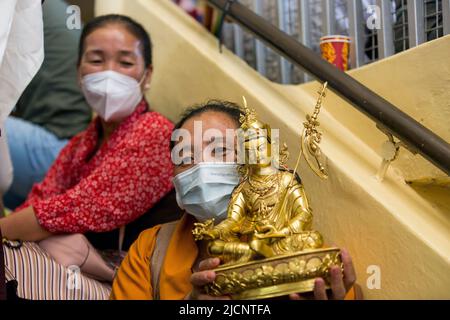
[407, 0, 425, 47]
[322, 0, 336, 35]
[298, 0, 311, 46]
[298, 0, 312, 82]
[443, 0, 450, 35]
[277, 0, 292, 84]
[233, 24, 244, 59]
[376, 0, 395, 58]
[254, 0, 266, 77]
[347, 0, 365, 68]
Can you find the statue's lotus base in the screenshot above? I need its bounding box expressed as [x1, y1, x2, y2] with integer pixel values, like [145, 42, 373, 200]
[204, 248, 342, 300]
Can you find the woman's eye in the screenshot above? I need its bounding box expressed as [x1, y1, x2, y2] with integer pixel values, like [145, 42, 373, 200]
[89, 60, 102, 64]
[214, 147, 233, 161]
[120, 61, 134, 67]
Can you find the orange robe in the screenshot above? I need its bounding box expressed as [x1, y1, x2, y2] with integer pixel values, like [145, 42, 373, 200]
[110, 214, 355, 300]
[110, 214, 197, 300]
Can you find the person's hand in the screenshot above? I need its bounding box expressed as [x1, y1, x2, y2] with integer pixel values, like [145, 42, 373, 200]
[254, 225, 286, 240]
[185, 258, 231, 300]
[289, 248, 356, 300]
[255, 224, 276, 234]
[254, 231, 286, 240]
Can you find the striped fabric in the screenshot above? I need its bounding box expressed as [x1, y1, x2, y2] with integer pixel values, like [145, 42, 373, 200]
[3, 241, 111, 300]
[0, 229, 6, 300]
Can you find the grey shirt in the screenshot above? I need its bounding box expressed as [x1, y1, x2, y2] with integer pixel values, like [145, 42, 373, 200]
[12, 0, 91, 139]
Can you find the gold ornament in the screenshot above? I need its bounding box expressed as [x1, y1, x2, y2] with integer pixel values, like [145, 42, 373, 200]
[301, 82, 329, 179]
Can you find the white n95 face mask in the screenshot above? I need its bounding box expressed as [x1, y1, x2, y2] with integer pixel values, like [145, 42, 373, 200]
[81, 70, 144, 122]
[172, 162, 240, 223]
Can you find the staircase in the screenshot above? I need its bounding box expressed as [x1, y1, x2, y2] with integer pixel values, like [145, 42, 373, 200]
[95, 0, 450, 299]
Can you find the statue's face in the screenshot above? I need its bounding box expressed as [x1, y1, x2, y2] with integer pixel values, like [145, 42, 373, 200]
[244, 134, 272, 167]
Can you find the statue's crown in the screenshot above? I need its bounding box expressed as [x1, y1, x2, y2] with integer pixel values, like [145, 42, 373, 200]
[239, 97, 271, 142]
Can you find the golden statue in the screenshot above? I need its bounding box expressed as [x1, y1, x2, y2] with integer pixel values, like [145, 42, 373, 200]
[193, 83, 341, 299]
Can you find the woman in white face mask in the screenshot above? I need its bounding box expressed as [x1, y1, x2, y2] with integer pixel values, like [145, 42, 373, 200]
[0, 15, 175, 299]
[110, 101, 358, 301]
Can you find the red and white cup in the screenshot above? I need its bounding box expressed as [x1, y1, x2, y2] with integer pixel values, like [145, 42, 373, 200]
[320, 35, 351, 71]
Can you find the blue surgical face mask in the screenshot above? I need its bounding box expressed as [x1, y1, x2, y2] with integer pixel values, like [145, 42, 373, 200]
[172, 162, 240, 223]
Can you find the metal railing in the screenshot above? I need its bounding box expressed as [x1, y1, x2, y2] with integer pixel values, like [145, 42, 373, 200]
[208, 0, 450, 175]
[219, 0, 450, 84]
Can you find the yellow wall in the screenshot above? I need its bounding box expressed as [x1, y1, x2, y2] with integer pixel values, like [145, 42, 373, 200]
[95, 0, 450, 299]
[291, 37, 450, 182]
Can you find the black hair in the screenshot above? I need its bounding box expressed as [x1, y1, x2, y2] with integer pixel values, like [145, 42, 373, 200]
[77, 14, 152, 67]
[171, 100, 243, 150]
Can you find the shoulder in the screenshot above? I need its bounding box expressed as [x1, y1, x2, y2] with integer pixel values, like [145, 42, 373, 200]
[122, 112, 174, 152]
[137, 112, 174, 134]
[280, 170, 303, 187]
[231, 180, 245, 196]
[133, 220, 180, 259]
[50, 122, 94, 161]
[129, 225, 163, 261]
[136, 225, 162, 248]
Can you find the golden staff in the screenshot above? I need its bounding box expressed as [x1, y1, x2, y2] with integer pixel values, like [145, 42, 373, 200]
[278, 81, 329, 216]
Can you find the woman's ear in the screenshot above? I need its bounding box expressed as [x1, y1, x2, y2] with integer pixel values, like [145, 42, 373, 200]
[77, 69, 82, 87]
[143, 65, 153, 91]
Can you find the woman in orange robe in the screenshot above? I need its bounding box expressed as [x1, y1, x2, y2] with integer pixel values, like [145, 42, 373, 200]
[110, 100, 357, 300]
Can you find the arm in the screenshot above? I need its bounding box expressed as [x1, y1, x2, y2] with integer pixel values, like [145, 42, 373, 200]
[6, 115, 173, 239]
[256, 179, 313, 239]
[279, 181, 313, 235]
[254, 177, 313, 240]
[0, 125, 13, 197]
[15, 131, 84, 211]
[209, 189, 245, 240]
[30, 117, 173, 234]
[0, 205, 52, 241]
[0, 131, 85, 241]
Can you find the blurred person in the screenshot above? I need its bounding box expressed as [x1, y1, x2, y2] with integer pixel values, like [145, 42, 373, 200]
[0, 129, 12, 218]
[1, 14, 176, 299]
[1, 13, 174, 241]
[0, 0, 44, 212]
[0, 0, 43, 300]
[3, 0, 92, 210]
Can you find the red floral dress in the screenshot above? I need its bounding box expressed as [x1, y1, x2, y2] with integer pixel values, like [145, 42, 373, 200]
[16, 100, 174, 233]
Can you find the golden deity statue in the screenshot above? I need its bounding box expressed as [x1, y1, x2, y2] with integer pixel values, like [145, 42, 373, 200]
[193, 83, 341, 299]
[193, 107, 323, 264]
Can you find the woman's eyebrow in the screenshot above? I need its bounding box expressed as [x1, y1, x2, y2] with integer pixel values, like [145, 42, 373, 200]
[85, 49, 103, 56]
[204, 137, 236, 150]
[118, 50, 137, 57]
